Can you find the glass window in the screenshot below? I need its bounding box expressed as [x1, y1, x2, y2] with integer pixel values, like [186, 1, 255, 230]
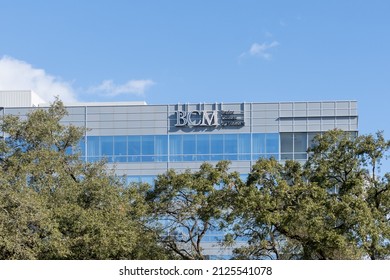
[169, 135, 182, 155]
[294, 133, 307, 153]
[113, 136, 127, 162]
[170, 155, 182, 161]
[266, 133, 279, 153]
[281, 133, 293, 153]
[197, 134, 210, 155]
[281, 153, 294, 160]
[252, 134, 265, 154]
[183, 135, 196, 155]
[169, 135, 182, 161]
[210, 154, 224, 161]
[155, 135, 168, 155]
[114, 136, 127, 156]
[100, 136, 113, 156]
[294, 153, 307, 160]
[128, 136, 141, 155]
[155, 155, 168, 162]
[238, 134, 251, 154]
[224, 134, 237, 154]
[142, 155, 154, 162]
[211, 134, 223, 155]
[87, 136, 100, 157]
[238, 154, 251, 160]
[100, 136, 113, 162]
[142, 136, 154, 155]
[128, 155, 141, 162]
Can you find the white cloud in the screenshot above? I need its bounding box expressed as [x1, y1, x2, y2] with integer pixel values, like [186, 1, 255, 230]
[0, 56, 77, 103]
[240, 41, 280, 60]
[89, 79, 155, 96]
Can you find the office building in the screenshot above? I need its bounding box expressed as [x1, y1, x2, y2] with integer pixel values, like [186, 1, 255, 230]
[0, 90, 358, 257]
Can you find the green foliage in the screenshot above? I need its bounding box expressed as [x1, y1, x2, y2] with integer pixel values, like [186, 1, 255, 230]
[146, 161, 240, 260]
[229, 130, 390, 259]
[0, 99, 169, 259]
[1, 101, 389, 260]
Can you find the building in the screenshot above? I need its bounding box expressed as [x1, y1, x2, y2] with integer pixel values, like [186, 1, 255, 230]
[0, 90, 358, 257]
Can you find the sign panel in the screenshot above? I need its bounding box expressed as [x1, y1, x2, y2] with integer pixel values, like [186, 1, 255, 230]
[175, 109, 245, 128]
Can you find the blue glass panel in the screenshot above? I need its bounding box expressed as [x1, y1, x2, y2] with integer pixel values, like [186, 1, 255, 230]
[197, 134, 210, 155]
[224, 134, 237, 154]
[169, 135, 182, 155]
[224, 154, 237, 160]
[238, 154, 251, 160]
[211, 134, 223, 155]
[183, 155, 196, 161]
[155, 135, 168, 155]
[87, 136, 99, 157]
[183, 135, 196, 155]
[128, 155, 141, 162]
[114, 136, 127, 156]
[210, 154, 223, 161]
[196, 155, 210, 161]
[100, 136, 113, 162]
[280, 133, 293, 153]
[128, 136, 141, 155]
[142, 136, 154, 155]
[266, 133, 279, 153]
[294, 153, 307, 160]
[281, 153, 293, 160]
[113, 156, 127, 162]
[142, 155, 154, 162]
[101, 136, 113, 156]
[169, 155, 182, 161]
[238, 134, 251, 154]
[155, 155, 168, 162]
[252, 134, 265, 154]
[294, 133, 307, 153]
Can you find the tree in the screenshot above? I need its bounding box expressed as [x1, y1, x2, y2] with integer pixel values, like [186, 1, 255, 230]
[145, 161, 238, 260]
[228, 130, 390, 259]
[0, 99, 169, 259]
[306, 130, 390, 259]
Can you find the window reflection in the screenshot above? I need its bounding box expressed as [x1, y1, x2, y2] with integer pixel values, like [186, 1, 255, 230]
[211, 135, 223, 155]
[253, 134, 265, 154]
[83, 133, 283, 163]
[280, 132, 314, 160]
[266, 133, 279, 153]
[128, 136, 141, 155]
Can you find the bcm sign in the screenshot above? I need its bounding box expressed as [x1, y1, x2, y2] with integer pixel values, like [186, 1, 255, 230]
[175, 110, 218, 127]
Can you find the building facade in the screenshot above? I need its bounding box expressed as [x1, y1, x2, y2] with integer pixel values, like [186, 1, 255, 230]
[1, 95, 358, 182]
[0, 91, 358, 257]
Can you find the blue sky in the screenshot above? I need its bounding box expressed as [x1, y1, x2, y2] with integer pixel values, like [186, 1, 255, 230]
[0, 1, 389, 161]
